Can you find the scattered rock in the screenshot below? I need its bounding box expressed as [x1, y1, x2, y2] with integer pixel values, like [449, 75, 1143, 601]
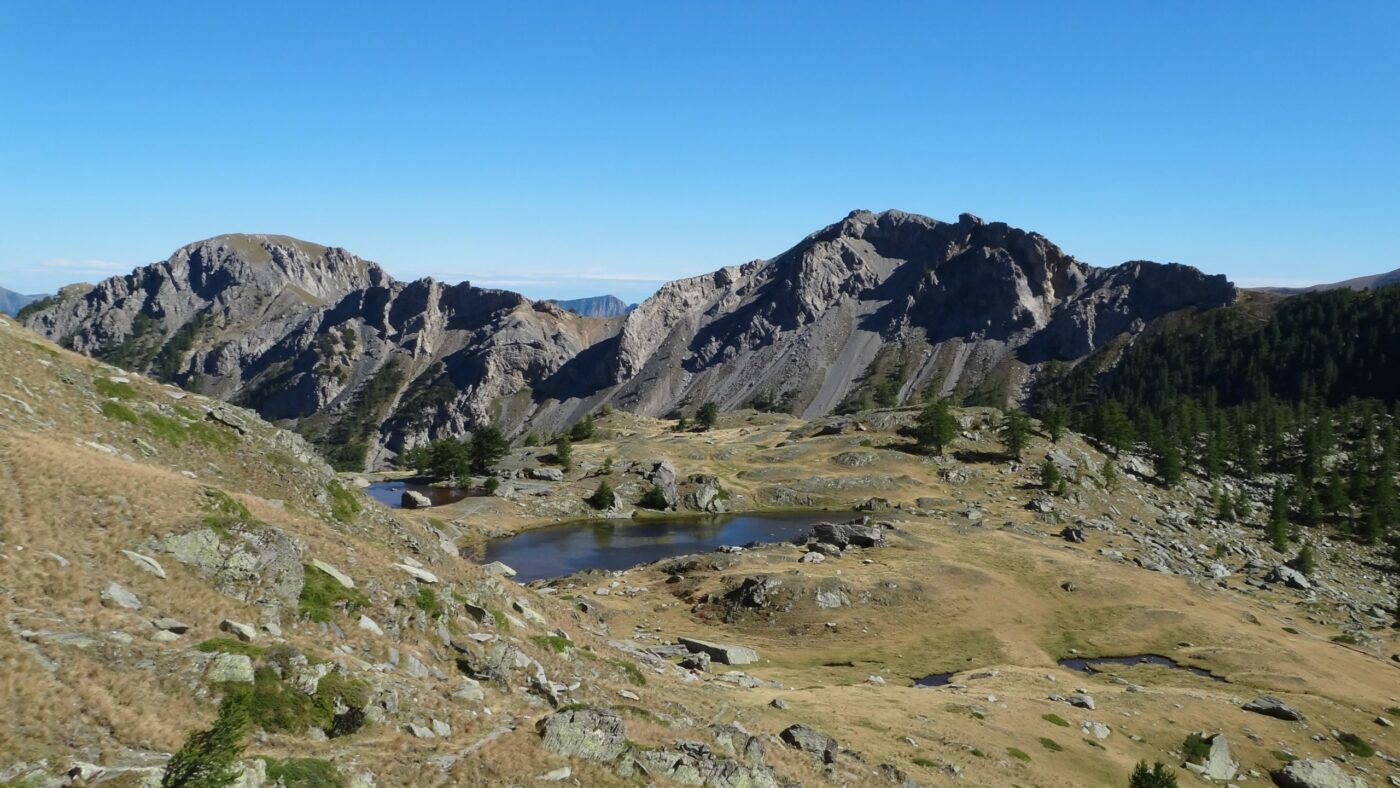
[813, 520, 887, 549]
[358, 615, 383, 636]
[393, 563, 439, 584]
[536, 707, 627, 761]
[1268, 565, 1312, 591]
[99, 582, 142, 610]
[310, 559, 355, 589]
[1050, 693, 1095, 710]
[482, 561, 517, 578]
[151, 617, 189, 634]
[219, 619, 257, 642]
[526, 467, 565, 482]
[206, 653, 255, 683]
[770, 698, 789, 710]
[120, 550, 166, 579]
[779, 724, 837, 763]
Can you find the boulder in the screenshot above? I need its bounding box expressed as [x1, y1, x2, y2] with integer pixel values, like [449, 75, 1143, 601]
[1243, 695, 1303, 721]
[536, 707, 627, 761]
[1050, 693, 1095, 710]
[310, 559, 355, 589]
[206, 653, 255, 683]
[219, 619, 257, 642]
[158, 525, 305, 610]
[1183, 732, 1237, 781]
[1271, 759, 1367, 788]
[393, 563, 439, 583]
[401, 490, 433, 509]
[779, 724, 837, 763]
[647, 460, 679, 507]
[683, 475, 730, 513]
[814, 579, 851, 609]
[1058, 527, 1087, 543]
[481, 561, 517, 578]
[121, 550, 167, 579]
[152, 617, 190, 634]
[1267, 564, 1312, 591]
[678, 637, 759, 665]
[99, 582, 142, 610]
[725, 575, 784, 609]
[526, 467, 564, 482]
[813, 520, 886, 549]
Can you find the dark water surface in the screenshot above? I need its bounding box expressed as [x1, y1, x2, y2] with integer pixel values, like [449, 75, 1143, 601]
[469, 511, 840, 583]
[365, 480, 468, 508]
[1057, 654, 1227, 682]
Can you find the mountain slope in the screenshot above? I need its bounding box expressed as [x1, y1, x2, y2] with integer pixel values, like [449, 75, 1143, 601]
[549, 295, 633, 317]
[0, 285, 46, 316]
[24, 212, 1236, 470]
[1254, 266, 1400, 295]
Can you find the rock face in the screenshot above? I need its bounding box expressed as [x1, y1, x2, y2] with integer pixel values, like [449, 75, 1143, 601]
[26, 213, 1235, 469]
[1243, 695, 1303, 721]
[536, 707, 628, 761]
[1271, 759, 1368, 788]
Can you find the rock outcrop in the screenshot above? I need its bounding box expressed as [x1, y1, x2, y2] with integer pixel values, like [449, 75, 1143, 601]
[25, 213, 1236, 469]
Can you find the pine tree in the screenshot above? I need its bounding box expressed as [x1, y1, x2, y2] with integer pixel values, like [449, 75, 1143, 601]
[1157, 440, 1184, 487]
[999, 409, 1030, 461]
[555, 434, 573, 470]
[161, 693, 250, 788]
[1095, 402, 1135, 454]
[1042, 405, 1067, 443]
[1101, 459, 1120, 492]
[1041, 459, 1063, 493]
[585, 480, 615, 510]
[1268, 483, 1291, 552]
[915, 398, 958, 455]
[697, 402, 720, 430]
[468, 425, 510, 474]
[1289, 544, 1316, 576]
[569, 414, 596, 441]
[1323, 469, 1350, 519]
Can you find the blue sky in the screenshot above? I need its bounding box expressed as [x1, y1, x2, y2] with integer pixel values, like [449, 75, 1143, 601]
[1, 2, 1396, 301]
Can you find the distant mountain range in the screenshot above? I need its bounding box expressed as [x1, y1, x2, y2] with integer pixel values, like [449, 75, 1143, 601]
[21, 211, 1235, 470]
[1252, 266, 1400, 295]
[548, 295, 634, 317]
[0, 286, 47, 316]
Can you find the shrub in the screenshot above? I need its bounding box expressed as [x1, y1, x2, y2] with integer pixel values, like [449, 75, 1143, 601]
[482, 476, 500, 495]
[1181, 732, 1211, 765]
[1288, 544, 1316, 576]
[1039, 737, 1063, 752]
[1041, 713, 1069, 727]
[569, 414, 596, 441]
[298, 565, 370, 623]
[1337, 732, 1374, 757]
[260, 757, 344, 788]
[530, 634, 572, 653]
[1128, 761, 1178, 788]
[607, 657, 647, 686]
[1271, 750, 1297, 762]
[1006, 747, 1030, 762]
[638, 485, 670, 510]
[413, 586, 443, 619]
[233, 667, 368, 734]
[161, 693, 250, 787]
[586, 480, 616, 510]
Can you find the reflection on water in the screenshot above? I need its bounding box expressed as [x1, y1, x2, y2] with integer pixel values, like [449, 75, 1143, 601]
[468, 512, 840, 583]
[365, 480, 468, 508]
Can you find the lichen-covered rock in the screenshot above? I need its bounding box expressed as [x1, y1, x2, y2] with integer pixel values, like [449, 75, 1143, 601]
[1271, 759, 1367, 788]
[158, 525, 305, 610]
[536, 707, 627, 761]
[779, 724, 837, 763]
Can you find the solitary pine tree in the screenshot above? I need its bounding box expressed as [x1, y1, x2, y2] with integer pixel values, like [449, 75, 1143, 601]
[1041, 459, 1063, 492]
[1128, 761, 1178, 788]
[1042, 405, 1067, 443]
[1101, 459, 1120, 492]
[468, 425, 510, 474]
[915, 398, 958, 455]
[555, 434, 573, 470]
[999, 409, 1030, 461]
[697, 402, 720, 430]
[586, 480, 616, 510]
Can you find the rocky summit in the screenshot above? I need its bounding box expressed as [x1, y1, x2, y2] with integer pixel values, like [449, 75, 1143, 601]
[22, 211, 1234, 471]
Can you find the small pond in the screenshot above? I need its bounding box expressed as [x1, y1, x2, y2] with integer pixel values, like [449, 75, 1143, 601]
[914, 672, 956, 687]
[365, 480, 469, 509]
[466, 511, 843, 583]
[1057, 654, 1227, 682]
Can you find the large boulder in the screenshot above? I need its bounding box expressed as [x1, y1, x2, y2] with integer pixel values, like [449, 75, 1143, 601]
[779, 724, 837, 763]
[536, 707, 627, 761]
[1243, 695, 1303, 721]
[205, 653, 255, 684]
[647, 460, 679, 508]
[1183, 733, 1237, 781]
[812, 520, 887, 549]
[1267, 564, 1312, 591]
[683, 475, 730, 513]
[99, 582, 142, 610]
[1271, 759, 1368, 788]
[158, 525, 305, 610]
[678, 637, 759, 666]
[401, 490, 433, 509]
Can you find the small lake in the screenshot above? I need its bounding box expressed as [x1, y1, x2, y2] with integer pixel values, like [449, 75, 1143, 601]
[467, 511, 841, 583]
[1057, 654, 1226, 682]
[365, 480, 468, 509]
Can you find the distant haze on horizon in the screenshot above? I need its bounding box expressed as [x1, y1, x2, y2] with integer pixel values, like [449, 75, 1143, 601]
[2, 2, 1397, 302]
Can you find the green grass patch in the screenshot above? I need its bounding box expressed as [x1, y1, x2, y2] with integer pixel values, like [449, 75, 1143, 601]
[260, 757, 345, 788]
[299, 564, 370, 623]
[202, 487, 253, 537]
[607, 657, 648, 686]
[1182, 732, 1211, 765]
[530, 634, 572, 653]
[1042, 713, 1069, 727]
[229, 667, 369, 734]
[94, 377, 137, 399]
[413, 586, 443, 619]
[1039, 737, 1063, 752]
[1337, 732, 1374, 758]
[100, 400, 139, 423]
[486, 606, 511, 633]
[1085, 739, 1105, 750]
[1271, 750, 1297, 763]
[1006, 747, 1031, 762]
[195, 638, 264, 657]
[1331, 634, 1360, 645]
[326, 480, 360, 523]
[912, 757, 936, 768]
[1388, 707, 1400, 716]
[1282, 626, 1300, 634]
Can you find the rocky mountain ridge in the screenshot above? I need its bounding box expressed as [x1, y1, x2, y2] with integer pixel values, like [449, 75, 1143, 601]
[549, 295, 633, 317]
[23, 212, 1236, 470]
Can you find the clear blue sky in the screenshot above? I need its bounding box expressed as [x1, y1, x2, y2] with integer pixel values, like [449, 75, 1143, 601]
[2, 2, 1397, 301]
